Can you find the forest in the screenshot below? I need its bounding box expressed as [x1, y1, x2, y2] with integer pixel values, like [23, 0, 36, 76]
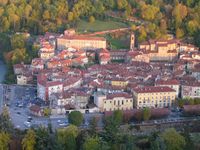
[0, 0, 199, 44]
[0, 108, 200, 150]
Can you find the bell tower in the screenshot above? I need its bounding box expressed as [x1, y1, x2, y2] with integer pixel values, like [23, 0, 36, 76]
[130, 33, 135, 50]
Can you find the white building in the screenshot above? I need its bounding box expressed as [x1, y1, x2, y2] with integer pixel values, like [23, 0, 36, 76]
[94, 92, 133, 112]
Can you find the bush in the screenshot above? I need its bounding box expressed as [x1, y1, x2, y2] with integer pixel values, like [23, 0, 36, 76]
[68, 111, 83, 126]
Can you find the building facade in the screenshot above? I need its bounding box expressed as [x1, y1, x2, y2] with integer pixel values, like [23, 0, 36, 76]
[132, 86, 176, 109]
[94, 92, 133, 112]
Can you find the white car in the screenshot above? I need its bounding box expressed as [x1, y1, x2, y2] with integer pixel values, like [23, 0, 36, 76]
[24, 121, 31, 128]
[59, 121, 68, 127]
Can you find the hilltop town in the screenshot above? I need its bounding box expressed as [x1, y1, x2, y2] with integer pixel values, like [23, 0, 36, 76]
[12, 29, 200, 116]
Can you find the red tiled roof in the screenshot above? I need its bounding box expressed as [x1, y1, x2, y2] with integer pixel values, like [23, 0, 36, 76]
[58, 35, 106, 41]
[156, 79, 179, 85]
[106, 93, 132, 99]
[133, 86, 176, 93]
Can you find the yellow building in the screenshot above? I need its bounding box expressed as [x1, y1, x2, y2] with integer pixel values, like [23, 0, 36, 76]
[94, 93, 133, 112]
[132, 86, 176, 109]
[57, 36, 106, 50]
[138, 39, 179, 61]
[111, 78, 129, 88]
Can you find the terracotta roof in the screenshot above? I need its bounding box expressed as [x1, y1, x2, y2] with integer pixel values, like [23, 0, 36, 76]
[133, 86, 176, 93]
[58, 35, 106, 41]
[156, 79, 179, 85]
[106, 93, 132, 99]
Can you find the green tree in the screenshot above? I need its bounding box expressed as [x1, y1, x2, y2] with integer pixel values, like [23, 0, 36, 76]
[83, 136, 100, 150]
[172, 3, 187, 29]
[57, 125, 78, 150]
[89, 16, 95, 23]
[89, 117, 98, 136]
[104, 110, 123, 143]
[68, 111, 83, 126]
[141, 4, 160, 21]
[176, 28, 184, 38]
[194, 29, 200, 48]
[117, 0, 128, 10]
[161, 128, 186, 150]
[138, 26, 147, 42]
[22, 129, 36, 150]
[0, 132, 10, 150]
[142, 107, 151, 121]
[113, 110, 123, 125]
[68, 12, 74, 21]
[0, 107, 13, 133]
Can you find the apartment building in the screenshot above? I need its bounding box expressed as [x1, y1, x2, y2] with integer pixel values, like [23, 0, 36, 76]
[94, 92, 133, 112]
[132, 86, 176, 109]
[57, 30, 106, 50]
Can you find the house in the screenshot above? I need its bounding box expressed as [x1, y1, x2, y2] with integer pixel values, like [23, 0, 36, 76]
[38, 43, 55, 60]
[73, 91, 90, 109]
[13, 64, 26, 75]
[94, 92, 133, 112]
[126, 51, 150, 63]
[50, 92, 74, 115]
[191, 64, 200, 81]
[111, 78, 129, 88]
[181, 82, 200, 99]
[139, 39, 179, 61]
[31, 58, 44, 71]
[132, 86, 176, 109]
[155, 79, 180, 97]
[98, 48, 111, 65]
[37, 74, 63, 101]
[17, 73, 33, 85]
[110, 50, 127, 61]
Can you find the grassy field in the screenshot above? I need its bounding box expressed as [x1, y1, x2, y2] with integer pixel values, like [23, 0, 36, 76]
[76, 19, 128, 33]
[105, 34, 130, 49]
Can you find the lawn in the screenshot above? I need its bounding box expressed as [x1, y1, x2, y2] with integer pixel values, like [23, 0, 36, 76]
[76, 19, 128, 33]
[105, 34, 130, 49]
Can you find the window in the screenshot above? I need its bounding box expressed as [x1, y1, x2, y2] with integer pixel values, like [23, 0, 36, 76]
[122, 100, 124, 105]
[104, 101, 106, 103]
[118, 101, 120, 105]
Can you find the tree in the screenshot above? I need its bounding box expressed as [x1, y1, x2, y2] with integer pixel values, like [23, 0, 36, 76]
[89, 16, 95, 23]
[0, 107, 13, 133]
[172, 3, 188, 29]
[117, 0, 128, 10]
[104, 110, 123, 143]
[0, 132, 10, 150]
[43, 108, 51, 117]
[57, 125, 78, 150]
[68, 111, 83, 126]
[141, 4, 160, 21]
[176, 28, 184, 38]
[83, 136, 100, 150]
[89, 117, 98, 136]
[113, 110, 123, 125]
[142, 107, 151, 121]
[187, 20, 199, 35]
[194, 29, 200, 48]
[131, 24, 137, 31]
[138, 26, 147, 42]
[22, 129, 36, 150]
[161, 128, 186, 150]
[68, 12, 74, 21]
